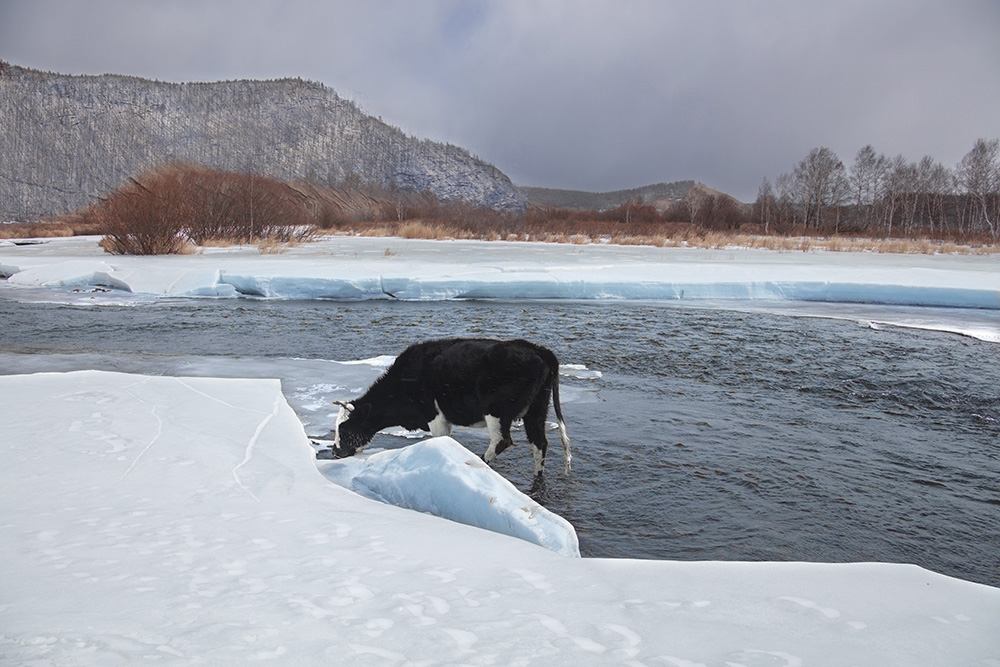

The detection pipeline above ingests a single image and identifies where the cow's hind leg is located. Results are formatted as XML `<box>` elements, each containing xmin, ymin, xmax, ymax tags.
<box><xmin>523</xmin><ymin>395</ymin><xmax>551</xmax><ymax>477</ymax></box>
<box><xmin>483</xmin><ymin>415</ymin><xmax>514</xmax><ymax>464</ymax></box>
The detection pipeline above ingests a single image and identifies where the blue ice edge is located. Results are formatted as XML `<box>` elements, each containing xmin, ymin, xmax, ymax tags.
<box><xmin>5</xmin><ymin>262</ymin><xmax>997</xmax><ymax>309</ymax></box>
<box><xmin>454</xmin><ymin>281</ymin><xmax>999</xmax><ymax>309</ymax></box>
<box><xmin>217</xmin><ymin>273</ymin><xmax>1000</xmax><ymax>309</ymax></box>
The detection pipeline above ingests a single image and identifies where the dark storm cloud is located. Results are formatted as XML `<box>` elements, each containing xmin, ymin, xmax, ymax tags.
<box><xmin>2</xmin><ymin>0</ymin><xmax>998</xmax><ymax>201</ymax></box>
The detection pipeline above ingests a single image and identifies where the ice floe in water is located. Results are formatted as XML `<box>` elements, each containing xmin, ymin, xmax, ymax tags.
<box><xmin>319</xmin><ymin>437</ymin><xmax>580</xmax><ymax>557</ymax></box>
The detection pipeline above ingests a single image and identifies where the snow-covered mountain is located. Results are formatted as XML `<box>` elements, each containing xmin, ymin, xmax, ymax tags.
<box><xmin>0</xmin><ymin>62</ymin><xmax>526</xmax><ymax>220</ymax></box>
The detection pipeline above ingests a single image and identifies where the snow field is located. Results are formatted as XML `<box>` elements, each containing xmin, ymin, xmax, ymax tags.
<box><xmin>2</xmin><ymin>370</ymin><xmax>999</xmax><ymax>665</ymax></box>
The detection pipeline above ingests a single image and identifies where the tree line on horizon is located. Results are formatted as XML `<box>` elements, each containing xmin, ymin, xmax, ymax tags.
<box><xmin>753</xmin><ymin>138</ymin><xmax>1000</xmax><ymax>239</ymax></box>
<box><xmin>511</xmin><ymin>139</ymin><xmax>1000</xmax><ymax>244</ymax></box>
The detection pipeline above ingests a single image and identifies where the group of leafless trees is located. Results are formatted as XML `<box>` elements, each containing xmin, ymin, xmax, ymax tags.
<box><xmin>754</xmin><ymin>139</ymin><xmax>1000</xmax><ymax>239</ymax></box>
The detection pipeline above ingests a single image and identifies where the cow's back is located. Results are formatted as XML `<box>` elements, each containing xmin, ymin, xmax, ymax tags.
<box><xmin>423</xmin><ymin>338</ymin><xmax>553</xmax><ymax>426</ymax></box>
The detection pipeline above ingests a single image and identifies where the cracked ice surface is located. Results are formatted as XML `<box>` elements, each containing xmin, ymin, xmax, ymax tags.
<box><xmin>2</xmin><ymin>370</ymin><xmax>999</xmax><ymax>665</ymax></box>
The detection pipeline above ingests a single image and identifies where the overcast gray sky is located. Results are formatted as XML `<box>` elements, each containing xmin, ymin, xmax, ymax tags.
<box><xmin>2</xmin><ymin>0</ymin><xmax>998</xmax><ymax>201</ymax></box>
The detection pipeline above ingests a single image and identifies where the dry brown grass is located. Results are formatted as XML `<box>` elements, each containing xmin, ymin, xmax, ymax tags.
<box><xmin>804</xmin><ymin>236</ymin><xmax>998</xmax><ymax>255</ymax></box>
<box><xmin>609</xmin><ymin>234</ymin><xmax>669</xmax><ymax>248</ymax></box>
<box><xmin>509</xmin><ymin>229</ymin><xmax>997</xmax><ymax>254</ymax></box>
<box><xmin>358</xmin><ymin>226</ymin><xmax>394</xmax><ymax>238</ymax></box>
<box><xmin>397</xmin><ymin>221</ymin><xmax>453</xmax><ymax>240</ymax></box>
<box><xmin>255</xmin><ymin>238</ymin><xmax>290</xmax><ymax>254</ymax></box>
<box><xmin>0</xmin><ymin>217</ymin><xmax>102</xmax><ymax>239</ymax></box>
<box><xmin>197</xmin><ymin>238</ymin><xmax>242</xmax><ymax>249</ymax></box>
<box><xmin>336</xmin><ymin>218</ymin><xmax>998</xmax><ymax>255</ymax></box>
<box><xmin>0</xmin><ymin>222</ymin><xmax>71</xmax><ymax>239</ymax></box>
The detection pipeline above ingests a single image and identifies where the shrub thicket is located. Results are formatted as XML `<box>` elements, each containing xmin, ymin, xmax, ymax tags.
<box><xmin>71</xmin><ymin>163</ymin><xmax>998</xmax><ymax>255</ymax></box>
<box><xmin>86</xmin><ymin>165</ymin><xmax>315</xmax><ymax>254</ymax></box>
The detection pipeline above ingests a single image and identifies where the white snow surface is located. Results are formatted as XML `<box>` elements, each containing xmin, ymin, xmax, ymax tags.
<box><xmin>2</xmin><ymin>370</ymin><xmax>999</xmax><ymax>665</ymax></box>
<box><xmin>3</xmin><ymin>235</ymin><xmax>1000</xmax><ymax>662</ymax></box>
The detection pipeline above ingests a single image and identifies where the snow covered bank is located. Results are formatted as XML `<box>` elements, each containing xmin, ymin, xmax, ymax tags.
<box><xmin>3</xmin><ymin>234</ymin><xmax>998</xmax><ymax>342</ymax></box>
<box><xmin>2</xmin><ymin>370</ymin><xmax>999</xmax><ymax>665</ymax></box>
<box><xmin>2</xmin><ymin>235</ymin><xmax>998</xmax><ymax>308</ymax></box>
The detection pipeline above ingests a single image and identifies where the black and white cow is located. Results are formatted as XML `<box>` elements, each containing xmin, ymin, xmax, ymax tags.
<box><xmin>332</xmin><ymin>337</ymin><xmax>571</xmax><ymax>476</ymax></box>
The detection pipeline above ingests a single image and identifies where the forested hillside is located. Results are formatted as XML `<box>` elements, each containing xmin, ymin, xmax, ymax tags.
<box><xmin>0</xmin><ymin>63</ymin><xmax>525</xmax><ymax>221</ymax></box>
<box><xmin>518</xmin><ymin>181</ymin><xmax>696</xmax><ymax>211</ymax></box>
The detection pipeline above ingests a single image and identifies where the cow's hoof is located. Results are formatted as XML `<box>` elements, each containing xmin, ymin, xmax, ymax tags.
<box><xmin>529</xmin><ymin>473</ymin><xmax>546</xmax><ymax>497</ymax></box>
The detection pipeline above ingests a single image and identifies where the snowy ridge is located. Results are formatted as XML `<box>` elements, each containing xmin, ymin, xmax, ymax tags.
<box><xmin>2</xmin><ymin>370</ymin><xmax>999</xmax><ymax>665</ymax></box>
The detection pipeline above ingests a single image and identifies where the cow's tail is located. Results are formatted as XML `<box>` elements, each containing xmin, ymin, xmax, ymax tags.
<box><xmin>544</xmin><ymin>349</ymin><xmax>572</xmax><ymax>475</ymax></box>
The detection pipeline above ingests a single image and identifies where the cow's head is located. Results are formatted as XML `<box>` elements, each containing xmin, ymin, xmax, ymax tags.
<box><xmin>332</xmin><ymin>400</ymin><xmax>373</xmax><ymax>457</ymax></box>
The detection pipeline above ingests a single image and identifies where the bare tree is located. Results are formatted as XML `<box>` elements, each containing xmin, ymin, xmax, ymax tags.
<box><xmin>849</xmin><ymin>145</ymin><xmax>887</xmax><ymax>230</ymax></box>
<box><xmin>686</xmin><ymin>187</ymin><xmax>710</xmax><ymax>226</ymax></box>
<box><xmin>774</xmin><ymin>172</ymin><xmax>798</xmax><ymax>227</ymax></box>
<box><xmin>753</xmin><ymin>176</ymin><xmax>776</xmax><ymax>234</ymax></box>
<box><xmin>915</xmin><ymin>156</ymin><xmax>951</xmax><ymax>235</ymax></box>
<box><xmin>897</xmin><ymin>160</ymin><xmax>922</xmax><ymax>235</ymax></box>
<box><xmin>955</xmin><ymin>138</ymin><xmax>1000</xmax><ymax>237</ymax></box>
<box><xmin>792</xmin><ymin>147</ymin><xmax>849</xmax><ymax>230</ymax></box>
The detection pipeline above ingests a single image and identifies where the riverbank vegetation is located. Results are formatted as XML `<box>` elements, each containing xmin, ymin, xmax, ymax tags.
<box><xmin>4</xmin><ymin>136</ymin><xmax>998</xmax><ymax>255</ymax></box>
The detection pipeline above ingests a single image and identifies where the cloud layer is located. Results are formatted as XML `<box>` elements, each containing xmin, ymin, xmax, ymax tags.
<box><xmin>2</xmin><ymin>0</ymin><xmax>998</xmax><ymax>201</ymax></box>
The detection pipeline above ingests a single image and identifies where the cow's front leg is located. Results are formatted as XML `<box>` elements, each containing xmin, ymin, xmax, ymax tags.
<box><xmin>482</xmin><ymin>415</ymin><xmax>514</xmax><ymax>464</ymax></box>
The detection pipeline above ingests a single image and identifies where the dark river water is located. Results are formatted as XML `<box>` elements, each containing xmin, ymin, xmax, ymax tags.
<box><xmin>2</xmin><ymin>297</ymin><xmax>999</xmax><ymax>587</ymax></box>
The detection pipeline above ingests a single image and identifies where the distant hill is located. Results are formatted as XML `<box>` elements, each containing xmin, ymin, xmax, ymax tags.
<box><xmin>0</xmin><ymin>62</ymin><xmax>525</xmax><ymax>221</ymax></box>
<box><xmin>681</xmin><ymin>182</ymin><xmax>746</xmax><ymax>205</ymax></box>
<box><xmin>517</xmin><ymin>180</ymin><xmax>696</xmax><ymax>211</ymax></box>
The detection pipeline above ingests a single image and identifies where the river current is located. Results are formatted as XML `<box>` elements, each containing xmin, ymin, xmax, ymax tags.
<box><xmin>2</xmin><ymin>297</ymin><xmax>998</xmax><ymax>587</ymax></box>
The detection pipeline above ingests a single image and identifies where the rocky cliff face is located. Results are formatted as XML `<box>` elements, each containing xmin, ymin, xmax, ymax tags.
<box><xmin>0</xmin><ymin>63</ymin><xmax>525</xmax><ymax>220</ymax></box>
